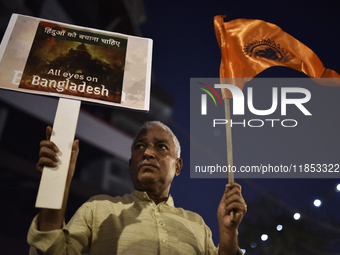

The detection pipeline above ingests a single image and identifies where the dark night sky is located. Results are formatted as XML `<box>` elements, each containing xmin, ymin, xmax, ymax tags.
<box><xmin>140</xmin><ymin>0</ymin><xmax>340</xmax><ymax>249</ymax></box>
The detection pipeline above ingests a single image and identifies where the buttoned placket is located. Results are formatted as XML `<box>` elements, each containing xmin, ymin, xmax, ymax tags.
<box><xmin>151</xmin><ymin>203</ymin><xmax>169</xmax><ymax>254</ymax></box>
<box><xmin>137</xmin><ymin>191</ymin><xmax>179</xmax><ymax>254</ymax></box>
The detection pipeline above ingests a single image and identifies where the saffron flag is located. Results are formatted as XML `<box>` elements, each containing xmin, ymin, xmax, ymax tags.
<box><xmin>214</xmin><ymin>15</ymin><xmax>340</xmax><ymax>98</ymax></box>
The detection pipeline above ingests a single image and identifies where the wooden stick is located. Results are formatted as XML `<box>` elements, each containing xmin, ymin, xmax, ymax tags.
<box><xmin>224</xmin><ymin>98</ymin><xmax>235</xmax><ymax>221</ymax></box>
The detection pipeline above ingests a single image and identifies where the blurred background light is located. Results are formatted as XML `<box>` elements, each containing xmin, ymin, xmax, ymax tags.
<box><xmin>293</xmin><ymin>213</ymin><xmax>301</xmax><ymax>220</ymax></box>
<box><xmin>261</xmin><ymin>234</ymin><xmax>268</xmax><ymax>241</ymax></box>
<box><xmin>276</xmin><ymin>224</ymin><xmax>283</xmax><ymax>231</ymax></box>
<box><xmin>313</xmin><ymin>199</ymin><xmax>322</xmax><ymax>207</ymax></box>
<box><xmin>336</xmin><ymin>184</ymin><xmax>340</xmax><ymax>192</ymax></box>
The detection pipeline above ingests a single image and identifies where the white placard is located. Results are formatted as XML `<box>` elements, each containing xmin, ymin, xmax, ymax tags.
<box><xmin>0</xmin><ymin>14</ymin><xmax>152</xmax><ymax>111</ymax></box>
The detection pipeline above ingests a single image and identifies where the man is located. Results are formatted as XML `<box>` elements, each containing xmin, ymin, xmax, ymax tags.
<box><xmin>28</xmin><ymin>121</ymin><xmax>247</xmax><ymax>254</ymax></box>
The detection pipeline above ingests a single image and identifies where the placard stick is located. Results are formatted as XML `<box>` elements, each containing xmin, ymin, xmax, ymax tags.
<box><xmin>224</xmin><ymin>98</ymin><xmax>235</xmax><ymax>222</ymax></box>
<box><xmin>35</xmin><ymin>98</ymin><xmax>81</xmax><ymax>209</ymax></box>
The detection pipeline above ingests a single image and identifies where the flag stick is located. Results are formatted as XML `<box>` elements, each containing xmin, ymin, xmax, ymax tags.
<box><xmin>224</xmin><ymin>98</ymin><xmax>235</xmax><ymax>221</ymax></box>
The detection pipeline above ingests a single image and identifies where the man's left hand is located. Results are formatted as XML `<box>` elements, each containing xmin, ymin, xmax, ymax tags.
<box><xmin>217</xmin><ymin>182</ymin><xmax>247</xmax><ymax>255</ymax></box>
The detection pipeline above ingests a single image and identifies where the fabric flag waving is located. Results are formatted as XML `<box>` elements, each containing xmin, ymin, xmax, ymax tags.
<box><xmin>214</xmin><ymin>15</ymin><xmax>340</xmax><ymax>98</ymax></box>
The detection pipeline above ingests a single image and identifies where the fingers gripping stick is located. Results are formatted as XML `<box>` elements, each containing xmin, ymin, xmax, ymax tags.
<box><xmin>35</xmin><ymin>98</ymin><xmax>81</xmax><ymax>209</ymax></box>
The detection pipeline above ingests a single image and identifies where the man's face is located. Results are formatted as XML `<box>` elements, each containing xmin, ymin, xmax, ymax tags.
<box><xmin>129</xmin><ymin>126</ymin><xmax>182</xmax><ymax>194</ymax></box>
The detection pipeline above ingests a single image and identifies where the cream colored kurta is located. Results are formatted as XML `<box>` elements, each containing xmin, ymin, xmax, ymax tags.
<box><xmin>28</xmin><ymin>190</ymin><xmax>220</xmax><ymax>255</ymax></box>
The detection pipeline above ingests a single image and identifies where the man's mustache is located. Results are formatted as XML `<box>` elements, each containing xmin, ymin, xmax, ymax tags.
<box><xmin>138</xmin><ymin>160</ymin><xmax>159</xmax><ymax>169</ymax></box>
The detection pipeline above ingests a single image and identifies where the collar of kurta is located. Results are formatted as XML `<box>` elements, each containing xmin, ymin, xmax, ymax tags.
<box><xmin>132</xmin><ymin>190</ymin><xmax>174</xmax><ymax>207</ymax></box>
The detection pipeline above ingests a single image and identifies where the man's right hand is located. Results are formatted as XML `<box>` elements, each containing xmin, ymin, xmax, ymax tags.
<box><xmin>37</xmin><ymin>126</ymin><xmax>79</xmax><ymax>231</ymax></box>
<box><xmin>36</xmin><ymin>126</ymin><xmax>79</xmax><ymax>188</ymax></box>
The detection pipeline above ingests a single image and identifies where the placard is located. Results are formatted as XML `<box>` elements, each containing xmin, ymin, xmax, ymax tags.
<box><xmin>0</xmin><ymin>14</ymin><xmax>152</xmax><ymax>111</ymax></box>
<box><xmin>0</xmin><ymin>14</ymin><xmax>153</xmax><ymax>209</ymax></box>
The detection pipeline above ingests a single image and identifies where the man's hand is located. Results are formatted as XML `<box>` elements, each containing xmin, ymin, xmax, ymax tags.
<box><xmin>37</xmin><ymin>126</ymin><xmax>79</xmax><ymax>231</ymax></box>
<box><xmin>37</xmin><ymin>126</ymin><xmax>79</xmax><ymax>187</ymax></box>
<box><xmin>217</xmin><ymin>182</ymin><xmax>247</xmax><ymax>255</ymax></box>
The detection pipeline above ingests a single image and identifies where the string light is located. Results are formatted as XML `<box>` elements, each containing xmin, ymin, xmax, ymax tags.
<box><xmin>336</xmin><ymin>184</ymin><xmax>340</xmax><ymax>192</ymax></box>
<box><xmin>241</xmin><ymin>180</ymin><xmax>340</xmax><ymax>252</ymax></box>
<box><xmin>261</xmin><ymin>234</ymin><xmax>268</xmax><ymax>241</ymax></box>
<box><xmin>293</xmin><ymin>213</ymin><xmax>301</xmax><ymax>220</ymax></box>
<box><xmin>276</xmin><ymin>224</ymin><xmax>283</xmax><ymax>231</ymax></box>
<box><xmin>313</xmin><ymin>199</ymin><xmax>321</xmax><ymax>207</ymax></box>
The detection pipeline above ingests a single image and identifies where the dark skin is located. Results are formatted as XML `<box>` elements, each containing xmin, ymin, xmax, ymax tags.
<box><xmin>130</xmin><ymin>126</ymin><xmax>247</xmax><ymax>254</ymax></box>
<box><xmin>217</xmin><ymin>182</ymin><xmax>247</xmax><ymax>255</ymax></box>
<box><xmin>129</xmin><ymin>126</ymin><xmax>183</xmax><ymax>204</ymax></box>
<box><xmin>36</xmin><ymin>125</ymin><xmax>247</xmax><ymax>255</ymax></box>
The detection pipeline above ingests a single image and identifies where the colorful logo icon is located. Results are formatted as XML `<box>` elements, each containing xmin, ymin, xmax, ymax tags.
<box><xmin>197</xmin><ymin>82</ymin><xmax>223</xmax><ymax>106</ymax></box>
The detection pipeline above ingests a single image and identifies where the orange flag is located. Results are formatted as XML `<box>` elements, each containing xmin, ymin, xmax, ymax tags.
<box><xmin>214</xmin><ymin>15</ymin><xmax>340</xmax><ymax>98</ymax></box>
